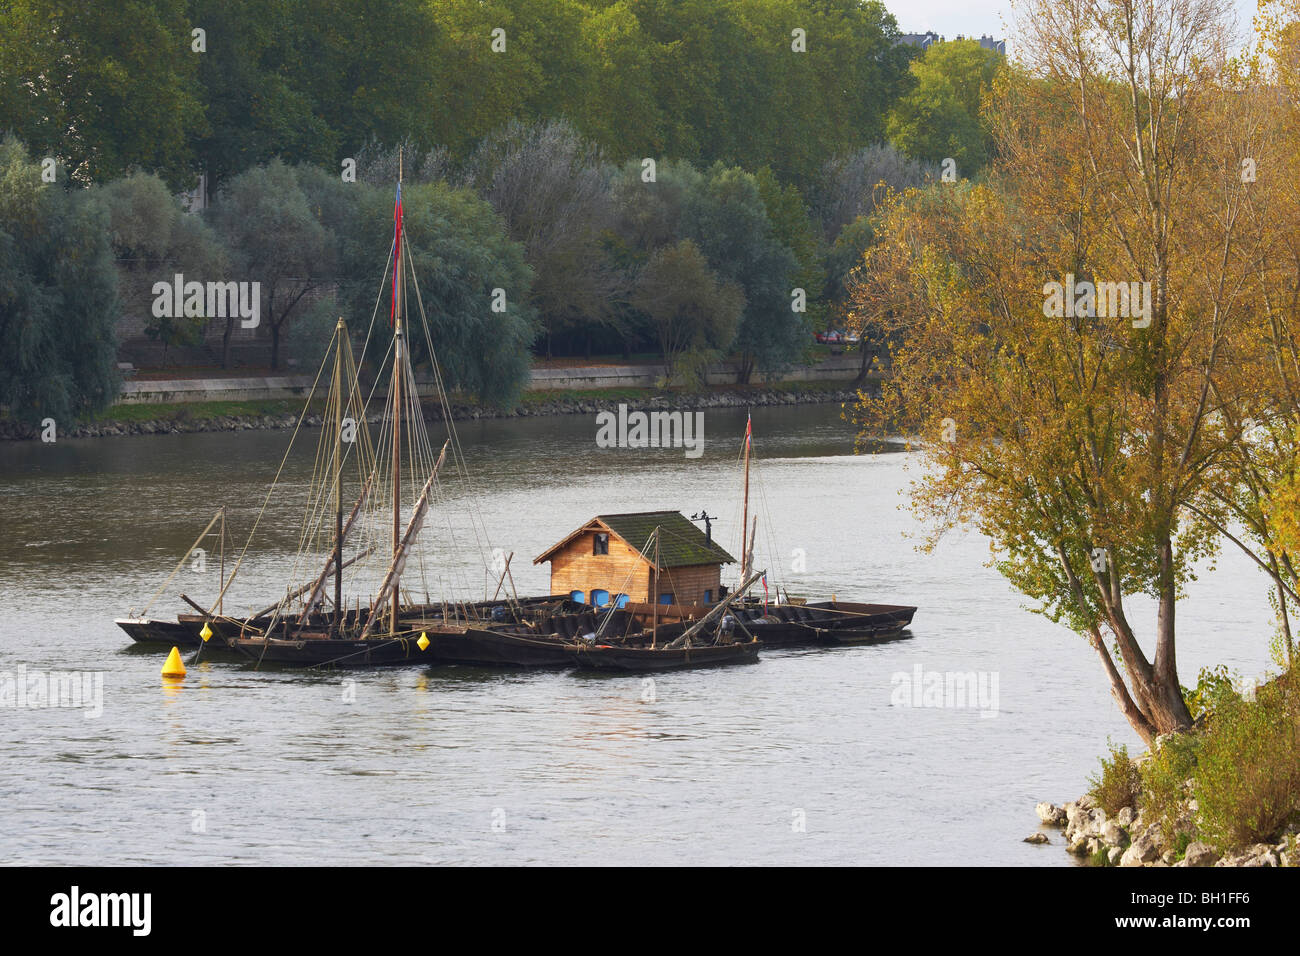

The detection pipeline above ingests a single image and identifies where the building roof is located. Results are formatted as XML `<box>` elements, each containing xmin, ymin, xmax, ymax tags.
<box><xmin>533</xmin><ymin>511</ymin><xmax>736</xmax><ymax>569</ymax></box>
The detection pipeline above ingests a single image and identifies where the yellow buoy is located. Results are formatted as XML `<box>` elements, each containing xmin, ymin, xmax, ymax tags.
<box><xmin>416</xmin><ymin>631</ymin><xmax>430</xmax><ymax>652</ymax></box>
<box><xmin>199</xmin><ymin>622</ymin><xmax>213</xmax><ymax>642</ymax></box>
<box><xmin>161</xmin><ymin>646</ymin><xmax>187</xmax><ymax>678</ymax></box>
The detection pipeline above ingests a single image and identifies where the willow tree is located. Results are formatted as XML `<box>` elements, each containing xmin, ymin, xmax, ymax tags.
<box><xmin>851</xmin><ymin>0</ymin><xmax>1256</xmax><ymax>743</ymax></box>
<box><xmin>1186</xmin><ymin>0</ymin><xmax>1300</xmax><ymax>671</ymax></box>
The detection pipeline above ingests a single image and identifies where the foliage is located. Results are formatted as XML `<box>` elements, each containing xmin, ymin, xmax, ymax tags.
<box><xmin>99</xmin><ymin>172</ymin><xmax>228</xmax><ymax>356</ymax></box>
<box><xmin>0</xmin><ymin>138</ymin><xmax>120</xmax><ymax>422</ymax></box>
<box><xmin>631</xmin><ymin>239</ymin><xmax>744</xmax><ymax>386</ymax></box>
<box><xmin>1139</xmin><ymin>732</ymin><xmax>1201</xmax><ymax>841</ymax></box>
<box><xmin>1088</xmin><ymin>742</ymin><xmax>1142</xmax><ymax>816</ymax></box>
<box><xmin>887</xmin><ymin>38</ymin><xmax>1003</xmax><ymax>174</ymax></box>
<box><xmin>1193</xmin><ymin>675</ymin><xmax>1300</xmax><ymax>852</ymax></box>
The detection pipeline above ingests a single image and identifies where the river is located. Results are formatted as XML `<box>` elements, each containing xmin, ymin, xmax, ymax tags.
<box><xmin>0</xmin><ymin>402</ymin><xmax>1278</xmax><ymax>865</ymax></box>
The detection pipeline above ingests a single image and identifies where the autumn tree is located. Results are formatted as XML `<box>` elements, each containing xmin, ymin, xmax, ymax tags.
<box><xmin>852</xmin><ymin>0</ymin><xmax>1255</xmax><ymax>744</ymax></box>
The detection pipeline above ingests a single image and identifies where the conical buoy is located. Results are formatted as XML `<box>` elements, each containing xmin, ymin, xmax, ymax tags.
<box><xmin>161</xmin><ymin>646</ymin><xmax>187</xmax><ymax>678</ymax></box>
<box><xmin>416</xmin><ymin>631</ymin><xmax>430</xmax><ymax>652</ymax></box>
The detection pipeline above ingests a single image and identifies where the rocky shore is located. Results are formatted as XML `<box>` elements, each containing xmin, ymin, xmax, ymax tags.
<box><xmin>0</xmin><ymin>384</ymin><xmax>862</xmax><ymax>441</ymax></box>
<box><xmin>1029</xmin><ymin>794</ymin><xmax>1297</xmax><ymax>867</ymax></box>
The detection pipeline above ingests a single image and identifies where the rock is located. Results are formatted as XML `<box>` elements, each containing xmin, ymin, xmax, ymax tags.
<box><xmin>1108</xmin><ymin>846</ymin><xmax>1123</xmax><ymax>865</ymax></box>
<box><xmin>1101</xmin><ymin>821</ymin><xmax>1128</xmax><ymax>847</ymax></box>
<box><xmin>1184</xmin><ymin>842</ymin><xmax>1219</xmax><ymax>867</ymax></box>
<box><xmin>1036</xmin><ymin>802</ymin><xmax>1067</xmax><ymax>826</ymax></box>
<box><xmin>1087</xmin><ymin>838</ymin><xmax>1103</xmax><ymax>857</ymax></box>
<box><xmin>1024</xmin><ymin>833</ymin><xmax>1050</xmax><ymax>844</ymax></box>
<box><xmin>1160</xmin><ymin>849</ymin><xmax>1176</xmax><ymax>864</ymax></box>
<box><xmin>1120</xmin><ymin>836</ymin><xmax>1159</xmax><ymax>866</ymax></box>
<box><xmin>1116</xmin><ymin>806</ymin><xmax>1135</xmax><ymax>827</ymax></box>
<box><xmin>1078</xmin><ymin>793</ymin><xmax>1098</xmax><ymax>810</ymax></box>
<box><xmin>1067</xmin><ymin>837</ymin><xmax>1090</xmax><ymax>856</ymax></box>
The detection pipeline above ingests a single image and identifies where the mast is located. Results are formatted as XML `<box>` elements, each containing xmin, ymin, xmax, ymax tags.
<box><xmin>740</xmin><ymin>412</ymin><xmax>751</xmax><ymax>580</ymax></box>
<box><xmin>651</xmin><ymin>528</ymin><xmax>660</xmax><ymax>649</ymax></box>
<box><xmin>390</xmin><ymin>151</ymin><xmax>404</xmax><ymax>636</ymax></box>
<box><xmin>333</xmin><ymin>318</ymin><xmax>345</xmax><ymax>628</ymax></box>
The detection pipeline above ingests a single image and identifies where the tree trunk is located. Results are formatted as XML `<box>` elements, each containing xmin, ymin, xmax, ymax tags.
<box><xmin>221</xmin><ymin>315</ymin><xmax>234</xmax><ymax>369</ymax></box>
<box><xmin>270</xmin><ymin>322</ymin><xmax>281</xmax><ymax>371</ymax></box>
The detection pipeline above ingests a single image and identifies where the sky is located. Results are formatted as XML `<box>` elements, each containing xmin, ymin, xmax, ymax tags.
<box><xmin>892</xmin><ymin>0</ymin><xmax>1265</xmax><ymax>54</ymax></box>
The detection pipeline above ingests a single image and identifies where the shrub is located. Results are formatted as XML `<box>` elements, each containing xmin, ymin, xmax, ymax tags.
<box><xmin>1089</xmin><ymin>741</ymin><xmax>1142</xmax><ymax>816</ymax></box>
<box><xmin>1193</xmin><ymin>676</ymin><xmax>1300</xmax><ymax>853</ymax></box>
<box><xmin>1140</xmin><ymin>732</ymin><xmax>1200</xmax><ymax>841</ymax></box>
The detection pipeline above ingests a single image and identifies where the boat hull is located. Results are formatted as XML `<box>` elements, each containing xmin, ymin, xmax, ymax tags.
<box><xmin>570</xmin><ymin>640</ymin><xmax>761</xmax><ymax>671</ymax></box>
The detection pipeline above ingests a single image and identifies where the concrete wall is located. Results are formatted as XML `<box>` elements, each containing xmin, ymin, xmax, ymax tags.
<box><xmin>116</xmin><ymin>354</ymin><xmax>867</xmax><ymax>405</ymax></box>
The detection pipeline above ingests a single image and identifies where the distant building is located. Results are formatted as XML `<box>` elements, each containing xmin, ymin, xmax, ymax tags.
<box><xmin>899</xmin><ymin>31</ymin><xmax>942</xmax><ymax>50</ymax></box>
<box><xmin>534</xmin><ymin>511</ymin><xmax>735</xmax><ymax>608</ymax></box>
<box><xmin>898</xmin><ymin>31</ymin><xmax>1006</xmax><ymax>56</ymax></box>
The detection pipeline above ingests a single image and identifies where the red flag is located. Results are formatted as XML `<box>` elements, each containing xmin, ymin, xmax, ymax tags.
<box><xmin>390</xmin><ymin>182</ymin><xmax>403</xmax><ymax>326</ymax></box>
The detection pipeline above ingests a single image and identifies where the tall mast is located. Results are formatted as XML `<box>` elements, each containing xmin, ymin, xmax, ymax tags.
<box><xmin>333</xmin><ymin>317</ymin><xmax>345</xmax><ymax>628</ymax></box>
<box><xmin>390</xmin><ymin>151</ymin><xmax>404</xmax><ymax>636</ymax></box>
<box><xmin>740</xmin><ymin>413</ymin><xmax>751</xmax><ymax>580</ymax></box>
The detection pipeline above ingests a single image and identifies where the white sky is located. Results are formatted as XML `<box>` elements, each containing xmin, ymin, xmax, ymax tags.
<box><xmin>893</xmin><ymin>0</ymin><xmax>1264</xmax><ymax>52</ymax></box>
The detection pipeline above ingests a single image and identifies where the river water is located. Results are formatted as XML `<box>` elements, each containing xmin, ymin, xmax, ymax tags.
<box><xmin>0</xmin><ymin>403</ymin><xmax>1278</xmax><ymax>865</ymax></box>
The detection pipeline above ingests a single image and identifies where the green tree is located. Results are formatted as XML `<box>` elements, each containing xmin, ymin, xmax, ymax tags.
<box><xmin>209</xmin><ymin>160</ymin><xmax>334</xmax><ymax>370</ymax></box>
<box><xmin>99</xmin><ymin>172</ymin><xmax>229</xmax><ymax>363</ymax></box>
<box><xmin>887</xmin><ymin>38</ymin><xmax>1004</xmax><ymax>174</ymax></box>
<box><xmin>632</xmin><ymin>239</ymin><xmax>744</xmax><ymax>386</ymax></box>
<box><xmin>0</xmin><ymin>138</ymin><xmax>119</xmax><ymax>423</ymax></box>
<box><xmin>0</xmin><ymin>0</ymin><xmax>204</xmax><ymax>186</ymax></box>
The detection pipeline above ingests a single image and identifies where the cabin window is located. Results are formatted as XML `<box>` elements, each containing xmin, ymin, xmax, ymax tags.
<box><xmin>614</xmin><ymin>593</ymin><xmax>629</xmax><ymax>609</ymax></box>
<box><xmin>591</xmin><ymin>589</ymin><xmax>610</xmax><ymax>608</ymax></box>
<box><xmin>658</xmin><ymin>593</ymin><xmax>675</xmax><ymax>605</ymax></box>
<box><xmin>593</xmin><ymin>533</ymin><xmax>609</xmax><ymax>556</ymax></box>
<box><xmin>704</xmin><ymin>589</ymin><xmax>713</xmax><ymax>604</ymax></box>
<box><xmin>570</xmin><ymin>590</ymin><xmax>585</xmax><ymax>604</ymax></box>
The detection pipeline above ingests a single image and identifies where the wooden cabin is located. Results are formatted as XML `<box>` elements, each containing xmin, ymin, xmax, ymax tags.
<box><xmin>533</xmin><ymin>511</ymin><xmax>735</xmax><ymax>608</ymax></box>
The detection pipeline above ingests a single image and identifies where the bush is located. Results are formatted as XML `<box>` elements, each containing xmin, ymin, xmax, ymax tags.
<box><xmin>1193</xmin><ymin>675</ymin><xmax>1300</xmax><ymax>852</ymax></box>
<box><xmin>1089</xmin><ymin>741</ymin><xmax>1142</xmax><ymax>816</ymax></box>
<box><xmin>1140</xmin><ymin>732</ymin><xmax>1201</xmax><ymax>841</ymax></box>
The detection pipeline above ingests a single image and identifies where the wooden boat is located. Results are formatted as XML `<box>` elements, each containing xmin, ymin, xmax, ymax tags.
<box><xmin>725</xmin><ymin>600</ymin><xmax>917</xmax><ymax>647</ymax></box>
<box><xmin>571</xmin><ymin>640</ymin><xmax>759</xmax><ymax>671</ymax></box>
<box><xmin>121</xmin><ymin>159</ymin><xmax>568</xmax><ymax>669</ymax></box>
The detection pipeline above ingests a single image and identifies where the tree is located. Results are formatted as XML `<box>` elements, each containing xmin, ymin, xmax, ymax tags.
<box><xmin>99</xmin><ymin>172</ymin><xmax>229</xmax><ymax>363</ymax></box>
<box><xmin>0</xmin><ymin>0</ymin><xmax>205</xmax><ymax>187</ymax></box>
<box><xmin>887</xmin><ymin>38</ymin><xmax>1003</xmax><ymax>174</ymax></box>
<box><xmin>853</xmin><ymin>0</ymin><xmax>1254</xmax><ymax>744</ymax></box>
<box><xmin>463</xmin><ymin>119</ymin><xmax>624</xmax><ymax>357</ymax></box>
<box><xmin>209</xmin><ymin>160</ymin><xmax>334</xmax><ymax>369</ymax></box>
<box><xmin>632</xmin><ymin>239</ymin><xmax>744</xmax><ymax>386</ymax></box>
<box><xmin>0</xmin><ymin>138</ymin><xmax>119</xmax><ymax>422</ymax></box>
<box><xmin>680</xmin><ymin>164</ymin><xmax>800</xmax><ymax>382</ymax></box>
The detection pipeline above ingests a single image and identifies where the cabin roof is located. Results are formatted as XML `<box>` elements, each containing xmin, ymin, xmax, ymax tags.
<box><xmin>533</xmin><ymin>511</ymin><xmax>735</xmax><ymax>569</ymax></box>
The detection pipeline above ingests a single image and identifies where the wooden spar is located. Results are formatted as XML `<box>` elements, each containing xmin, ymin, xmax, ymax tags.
<box><xmin>132</xmin><ymin>509</ymin><xmax>224</xmax><ymax>618</ymax></box>
<box><xmin>333</xmin><ymin>318</ymin><xmax>345</xmax><ymax>624</ymax></box>
<box><xmin>218</xmin><ymin>507</ymin><xmax>225</xmax><ymax>616</ymax></box>
<box><xmin>390</xmin><ymin>162</ymin><xmax>404</xmax><ymax>638</ymax></box>
<box><xmin>745</xmin><ymin>514</ymin><xmax>757</xmax><ymax>582</ymax></box>
<box><xmin>297</xmin><ymin>478</ymin><xmax>374</xmax><ymax>634</ymax></box>
<box><xmin>490</xmin><ymin>551</ymin><xmax>515</xmax><ymax>602</ymax></box>
<box><xmin>360</xmin><ymin>440</ymin><xmax>449</xmax><ymax>641</ymax></box>
<box><xmin>249</xmin><ymin>548</ymin><xmax>375</xmax><ymax>619</ymax></box>
<box><xmin>651</xmin><ymin>529</ymin><xmax>660</xmax><ymax>649</ymax></box>
<box><xmin>740</xmin><ymin>413</ymin><xmax>751</xmax><ymax>580</ymax></box>
<box><xmin>296</xmin><ymin>474</ymin><xmax>374</xmax><ymax>628</ymax></box>
<box><xmin>666</xmin><ymin>568</ymin><xmax>765</xmax><ymax>649</ymax></box>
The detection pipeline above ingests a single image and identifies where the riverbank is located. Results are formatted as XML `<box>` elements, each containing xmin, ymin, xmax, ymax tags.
<box><xmin>0</xmin><ymin>381</ymin><xmax>864</xmax><ymax>441</ymax></box>
<box><xmin>1030</xmin><ymin>669</ymin><xmax>1299</xmax><ymax>867</ymax></box>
